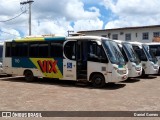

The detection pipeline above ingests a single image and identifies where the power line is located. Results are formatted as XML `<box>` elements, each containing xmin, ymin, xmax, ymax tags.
<box><xmin>0</xmin><ymin>10</ymin><xmax>27</xmax><ymax>22</ymax></box>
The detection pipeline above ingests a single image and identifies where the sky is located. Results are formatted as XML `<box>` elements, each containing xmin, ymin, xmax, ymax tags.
<box><xmin>0</xmin><ymin>0</ymin><xmax>160</xmax><ymax>41</ymax></box>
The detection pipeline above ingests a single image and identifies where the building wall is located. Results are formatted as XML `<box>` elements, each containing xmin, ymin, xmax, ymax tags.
<box><xmin>79</xmin><ymin>27</ymin><xmax>160</xmax><ymax>43</ymax></box>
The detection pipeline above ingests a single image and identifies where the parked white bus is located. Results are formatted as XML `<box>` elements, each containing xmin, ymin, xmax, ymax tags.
<box><xmin>0</xmin><ymin>42</ymin><xmax>4</xmax><ymax>74</ymax></box>
<box><xmin>146</xmin><ymin>42</ymin><xmax>160</xmax><ymax>73</ymax></box>
<box><xmin>3</xmin><ymin>35</ymin><xmax>128</xmax><ymax>87</ymax></box>
<box><xmin>130</xmin><ymin>42</ymin><xmax>159</xmax><ymax>76</ymax></box>
<box><xmin>0</xmin><ymin>42</ymin><xmax>3</xmax><ymax>62</ymax></box>
<box><xmin>114</xmin><ymin>40</ymin><xmax>142</xmax><ymax>78</ymax></box>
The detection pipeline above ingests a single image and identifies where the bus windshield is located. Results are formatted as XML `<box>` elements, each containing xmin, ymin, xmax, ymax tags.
<box><xmin>143</xmin><ymin>44</ymin><xmax>158</xmax><ymax>63</ymax></box>
<box><xmin>102</xmin><ymin>39</ymin><xmax>125</xmax><ymax>65</ymax></box>
<box><xmin>123</xmin><ymin>43</ymin><xmax>140</xmax><ymax>64</ymax></box>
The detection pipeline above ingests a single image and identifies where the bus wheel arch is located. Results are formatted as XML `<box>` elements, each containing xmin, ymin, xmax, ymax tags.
<box><xmin>89</xmin><ymin>72</ymin><xmax>105</xmax><ymax>88</ymax></box>
<box><xmin>24</xmin><ymin>70</ymin><xmax>34</xmax><ymax>82</ymax></box>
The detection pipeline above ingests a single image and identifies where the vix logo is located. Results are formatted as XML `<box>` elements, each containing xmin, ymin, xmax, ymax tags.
<box><xmin>37</xmin><ymin>60</ymin><xmax>58</xmax><ymax>73</ymax></box>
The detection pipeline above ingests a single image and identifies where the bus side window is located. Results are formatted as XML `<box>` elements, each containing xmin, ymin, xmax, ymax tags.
<box><xmin>156</xmin><ymin>47</ymin><xmax>160</xmax><ymax>56</ymax></box>
<box><xmin>6</xmin><ymin>42</ymin><xmax>11</xmax><ymax>57</ymax></box>
<box><xmin>133</xmin><ymin>46</ymin><xmax>147</xmax><ymax>61</ymax></box>
<box><xmin>150</xmin><ymin>48</ymin><xmax>156</xmax><ymax>56</ymax></box>
<box><xmin>88</xmin><ymin>42</ymin><xmax>108</xmax><ymax>63</ymax></box>
<box><xmin>39</xmin><ymin>42</ymin><xmax>49</xmax><ymax>58</ymax></box>
<box><xmin>29</xmin><ymin>43</ymin><xmax>39</xmax><ymax>57</ymax></box>
<box><xmin>64</xmin><ymin>41</ymin><xmax>76</xmax><ymax>60</ymax></box>
<box><xmin>100</xmin><ymin>46</ymin><xmax>108</xmax><ymax>63</ymax></box>
<box><xmin>122</xmin><ymin>48</ymin><xmax>128</xmax><ymax>62</ymax></box>
<box><xmin>50</xmin><ymin>42</ymin><xmax>63</xmax><ymax>58</ymax></box>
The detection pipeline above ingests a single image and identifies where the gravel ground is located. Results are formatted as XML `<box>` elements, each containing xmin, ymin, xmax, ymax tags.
<box><xmin>0</xmin><ymin>75</ymin><xmax>160</xmax><ymax>119</ymax></box>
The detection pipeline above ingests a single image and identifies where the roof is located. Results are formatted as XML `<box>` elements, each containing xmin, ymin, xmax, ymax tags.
<box><xmin>153</xmin><ymin>37</ymin><xmax>160</xmax><ymax>42</ymax></box>
<box><xmin>78</xmin><ymin>25</ymin><xmax>160</xmax><ymax>33</ymax></box>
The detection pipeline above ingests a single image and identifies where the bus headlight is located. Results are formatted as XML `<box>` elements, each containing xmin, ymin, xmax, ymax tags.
<box><xmin>153</xmin><ymin>65</ymin><xmax>159</xmax><ymax>70</ymax></box>
<box><xmin>135</xmin><ymin>66</ymin><xmax>141</xmax><ymax>71</ymax></box>
<box><xmin>113</xmin><ymin>66</ymin><xmax>118</xmax><ymax>70</ymax></box>
<box><xmin>117</xmin><ymin>69</ymin><xmax>127</xmax><ymax>75</ymax></box>
<box><xmin>132</xmin><ymin>64</ymin><xmax>141</xmax><ymax>71</ymax></box>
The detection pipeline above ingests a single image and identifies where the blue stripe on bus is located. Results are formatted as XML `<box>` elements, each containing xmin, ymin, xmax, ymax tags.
<box><xmin>45</xmin><ymin>37</ymin><xmax>65</xmax><ymax>41</ymax></box>
<box><xmin>12</xmin><ymin>57</ymin><xmax>36</xmax><ymax>68</ymax></box>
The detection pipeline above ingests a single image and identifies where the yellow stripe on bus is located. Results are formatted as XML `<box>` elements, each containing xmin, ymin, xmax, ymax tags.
<box><xmin>14</xmin><ymin>37</ymin><xmax>45</xmax><ymax>42</ymax></box>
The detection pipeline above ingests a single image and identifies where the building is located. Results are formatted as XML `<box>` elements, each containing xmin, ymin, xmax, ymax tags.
<box><xmin>78</xmin><ymin>25</ymin><xmax>160</xmax><ymax>43</ymax></box>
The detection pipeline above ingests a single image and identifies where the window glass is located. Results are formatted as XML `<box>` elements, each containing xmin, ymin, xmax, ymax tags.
<box><xmin>29</xmin><ymin>43</ymin><xmax>39</xmax><ymax>57</ymax></box>
<box><xmin>64</xmin><ymin>41</ymin><xmax>76</xmax><ymax>60</ymax></box>
<box><xmin>142</xmin><ymin>32</ymin><xmax>149</xmax><ymax>40</ymax></box>
<box><xmin>125</xmin><ymin>33</ymin><xmax>131</xmax><ymax>41</ymax></box>
<box><xmin>5</xmin><ymin>42</ymin><xmax>11</xmax><ymax>57</ymax></box>
<box><xmin>153</xmin><ymin>32</ymin><xmax>160</xmax><ymax>37</ymax></box>
<box><xmin>112</xmin><ymin>34</ymin><xmax>118</xmax><ymax>40</ymax></box>
<box><xmin>17</xmin><ymin>43</ymin><xmax>28</xmax><ymax>57</ymax></box>
<box><xmin>50</xmin><ymin>42</ymin><xmax>63</xmax><ymax>57</ymax></box>
<box><xmin>39</xmin><ymin>42</ymin><xmax>49</xmax><ymax>57</ymax></box>
<box><xmin>12</xmin><ymin>43</ymin><xmax>19</xmax><ymax>57</ymax></box>
<box><xmin>88</xmin><ymin>41</ymin><xmax>108</xmax><ymax>63</ymax></box>
<box><xmin>133</xmin><ymin>46</ymin><xmax>147</xmax><ymax>61</ymax></box>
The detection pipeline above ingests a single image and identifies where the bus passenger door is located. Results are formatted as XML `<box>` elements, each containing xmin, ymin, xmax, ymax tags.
<box><xmin>63</xmin><ymin>41</ymin><xmax>77</xmax><ymax>80</ymax></box>
<box><xmin>76</xmin><ymin>41</ymin><xmax>88</xmax><ymax>80</ymax></box>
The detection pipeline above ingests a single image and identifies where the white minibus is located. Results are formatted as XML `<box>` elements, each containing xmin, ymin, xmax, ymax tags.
<box><xmin>114</xmin><ymin>40</ymin><xmax>142</xmax><ymax>78</ymax></box>
<box><xmin>3</xmin><ymin>35</ymin><xmax>128</xmax><ymax>87</ymax></box>
<box><xmin>130</xmin><ymin>42</ymin><xmax>159</xmax><ymax>76</ymax></box>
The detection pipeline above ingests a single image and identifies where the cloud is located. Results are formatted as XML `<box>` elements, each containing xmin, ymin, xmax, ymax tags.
<box><xmin>74</xmin><ymin>18</ymin><xmax>103</xmax><ymax>32</ymax></box>
<box><xmin>0</xmin><ymin>0</ymin><xmax>21</xmax><ymax>16</ymax></box>
<box><xmin>0</xmin><ymin>28</ymin><xmax>20</xmax><ymax>41</ymax></box>
<box><xmin>0</xmin><ymin>0</ymin><xmax>102</xmax><ymax>40</ymax></box>
<box><xmin>33</xmin><ymin>0</ymin><xmax>100</xmax><ymax>21</ymax></box>
<box><xmin>103</xmin><ymin>0</ymin><xmax>160</xmax><ymax>28</ymax></box>
<box><xmin>31</xmin><ymin>19</ymin><xmax>73</xmax><ymax>36</ymax></box>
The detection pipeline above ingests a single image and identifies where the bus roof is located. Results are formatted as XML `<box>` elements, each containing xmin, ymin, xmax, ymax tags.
<box><xmin>66</xmin><ymin>36</ymin><xmax>108</xmax><ymax>41</ymax></box>
<box><xmin>13</xmin><ymin>35</ymin><xmax>66</xmax><ymax>42</ymax></box>
<box><xmin>6</xmin><ymin>35</ymin><xmax>112</xmax><ymax>43</ymax></box>
<box><xmin>114</xmin><ymin>40</ymin><xmax>133</xmax><ymax>45</ymax></box>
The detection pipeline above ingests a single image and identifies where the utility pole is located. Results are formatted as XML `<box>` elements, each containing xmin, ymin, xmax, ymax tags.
<box><xmin>20</xmin><ymin>0</ymin><xmax>34</xmax><ymax>36</ymax></box>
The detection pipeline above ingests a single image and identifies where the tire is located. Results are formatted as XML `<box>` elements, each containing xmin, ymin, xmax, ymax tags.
<box><xmin>24</xmin><ymin>70</ymin><xmax>34</xmax><ymax>82</ymax></box>
<box><xmin>91</xmin><ymin>74</ymin><xmax>105</xmax><ymax>88</ymax></box>
<box><xmin>141</xmin><ymin>69</ymin><xmax>148</xmax><ymax>78</ymax></box>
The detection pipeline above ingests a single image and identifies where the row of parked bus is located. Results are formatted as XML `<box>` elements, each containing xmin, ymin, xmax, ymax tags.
<box><xmin>0</xmin><ymin>35</ymin><xmax>160</xmax><ymax>88</ymax></box>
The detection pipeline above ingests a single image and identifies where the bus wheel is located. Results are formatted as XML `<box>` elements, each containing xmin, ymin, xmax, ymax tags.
<box><xmin>141</xmin><ymin>69</ymin><xmax>148</xmax><ymax>78</ymax></box>
<box><xmin>24</xmin><ymin>70</ymin><xmax>34</xmax><ymax>82</ymax></box>
<box><xmin>91</xmin><ymin>74</ymin><xmax>105</xmax><ymax>88</ymax></box>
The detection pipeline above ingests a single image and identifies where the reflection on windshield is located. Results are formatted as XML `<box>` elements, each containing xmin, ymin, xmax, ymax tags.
<box><xmin>102</xmin><ymin>39</ymin><xmax>125</xmax><ymax>65</ymax></box>
<box><xmin>143</xmin><ymin>45</ymin><xmax>158</xmax><ymax>63</ymax></box>
<box><xmin>123</xmin><ymin>43</ymin><xmax>140</xmax><ymax>64</ymax></box>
